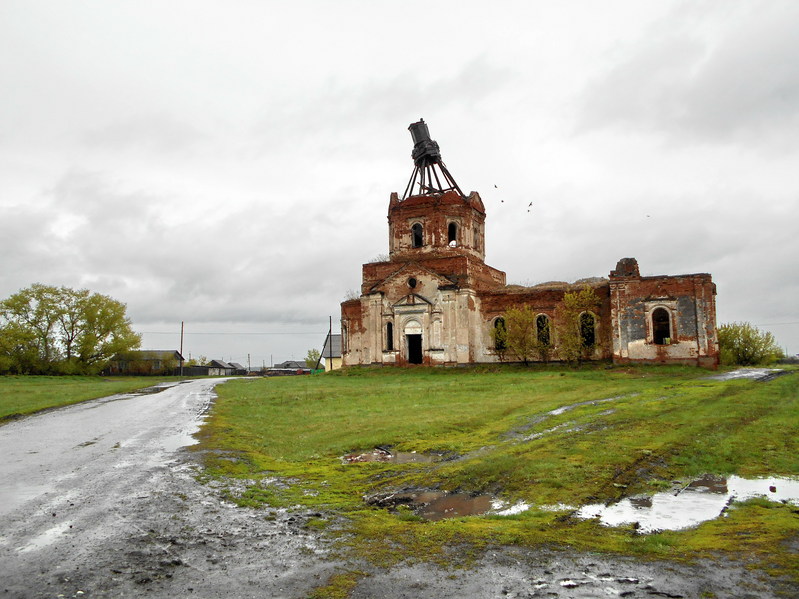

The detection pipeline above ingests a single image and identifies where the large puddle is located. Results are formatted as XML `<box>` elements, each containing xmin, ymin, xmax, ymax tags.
<box><xmin>367</xmin><ymin>475</ymin><xmax>799</xmax><ymax>527</ymax></box>
<box><xmin>576</xmin><ymin>475</ymin><xmax>799</xmax><ymax>532</ymax></box>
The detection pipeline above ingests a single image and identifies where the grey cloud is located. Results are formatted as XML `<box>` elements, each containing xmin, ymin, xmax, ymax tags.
<box><xmin>83</xmin><ymin>114</ymin><xmax>207</xmax><ymax>153</ymax></box>
<box><xmin>2</xmin><ymin>169</ymin><xmax>363</xmax><ymax>330</ymax></box>
<box><xmin>249</xmin><ymin>56</ymin><xmax>517</xmax><ymax>157</ymax></box>
<box><xmin>577</xmin><ymin>4</ymin><xmax>799</xmax><ymax>149</ymax></box>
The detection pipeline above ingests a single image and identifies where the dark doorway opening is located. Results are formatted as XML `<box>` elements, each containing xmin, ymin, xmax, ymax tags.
<box><xmin>652</xmin><ymin>308</ymin><xmax>671</xmax><ymax>344</ymax></box>
<box><xmin>407</xmin><ymin>334</ymin><xmax>423</xmax><ymax>364</ymax></box>
<box><xmin>580</xmin><ymin>313</ymin><xmax>596</xmax><ymax>348</ymax></box>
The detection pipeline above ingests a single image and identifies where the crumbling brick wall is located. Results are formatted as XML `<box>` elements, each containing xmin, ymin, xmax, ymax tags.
<box><xmin>608</xmin><ymin>258</ymin><xmax>719</xmax><ymax>367</ymax></box>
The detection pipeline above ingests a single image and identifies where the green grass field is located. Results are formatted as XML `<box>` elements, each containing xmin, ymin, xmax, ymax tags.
<box><xmin>199</xmin><ymin>365</ymin><xmax>799</xmax><ymax>591</ymax></box>
<box><xmin>0</xmin><ymin>375</ymin><xmax>183</xmax><ymax>421</ymax></box>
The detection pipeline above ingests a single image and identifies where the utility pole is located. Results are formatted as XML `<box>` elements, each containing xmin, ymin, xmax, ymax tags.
<box><xmin>329</xmin><ymin>315</ymin><xmax>333</xmax><ymax>371</ymax></box>
<box><xmin>179</xmin><ymin>321</ymin><xmax>184</xmax><ymax>377</ymax></box>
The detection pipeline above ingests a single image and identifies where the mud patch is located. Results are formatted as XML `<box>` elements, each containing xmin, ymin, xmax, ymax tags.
<box><xmin>343</xmin><ymin>447</ymin><xmax>435</xmax><ymax>464</ymax></box>
<box><xmin>367</xmin><ymin>490</ymin><xmax>494</xmax><ymax>520</ymax></box>
<box><xmin>508</xmin><ymin>394</ymin><xmax>636</xmax><ymax>440</ymax></box>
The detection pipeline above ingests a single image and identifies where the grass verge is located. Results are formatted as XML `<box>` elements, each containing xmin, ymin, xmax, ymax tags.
<box><xmin>0</xmin><ymin>375</ymin><xmax>186</xmax><ymax>421</ymax></box>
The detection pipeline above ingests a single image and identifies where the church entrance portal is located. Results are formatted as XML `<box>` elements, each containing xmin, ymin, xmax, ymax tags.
<box><xmin>407</xmin><ymin>334</ymin><xmax>423</xmax><ymax>364</ymax></box>
<box><xmin>403</xmin><ymin>319</ymin><xmax>424</xmax><ymax>364</ymax></box>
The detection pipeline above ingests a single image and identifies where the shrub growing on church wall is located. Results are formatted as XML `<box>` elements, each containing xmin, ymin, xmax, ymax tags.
<box><xmin>555</xmin><ymin>286</ymin><xmax>601</xmax><ymax>366</ymax></box>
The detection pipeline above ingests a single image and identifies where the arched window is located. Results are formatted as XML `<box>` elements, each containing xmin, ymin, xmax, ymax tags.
<box><xmin>536</xmin><ymin>314</ymin><xmax>551</xmax><ymax>345</ymax></box>
<box><xmin>493</xmin><ymin>317</ymin><xmax>507</xmax><ymax>350</ymax></box>
<box><xmin>411</xmin><ymin>223</ymin><xmax>423</xmax><ymax>248</ymax></box>
<box><xmin>448</xmin><ymin>222</ymin><xmax>458</xmax><ymax>245</ymax></box>
<box><xmin>652</xmin><ymin>308</ymin><xmax>672</xmax><ymax>345</ymax></box>
<box><xmin>385</xmin><ymin>322</ymin><xmax>394</xmax><ymax>351</ymax></box>
<box><xmin>580</xmin><ymin>312</ymin><xmax>596</xmax><ymax>348</ymax></box>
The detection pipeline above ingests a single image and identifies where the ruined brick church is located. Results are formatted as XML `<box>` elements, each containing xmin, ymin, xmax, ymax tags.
<box><xmin>341</xmin><ymin>120</ymin><xmax>719</xmax><ymax>368</ymax></box>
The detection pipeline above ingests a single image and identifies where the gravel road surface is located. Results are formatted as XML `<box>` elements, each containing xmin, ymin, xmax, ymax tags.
<box><xmin>0</xmin><ymin>379</ymin><xmax>338</xmax><ymax>598</ymax></box>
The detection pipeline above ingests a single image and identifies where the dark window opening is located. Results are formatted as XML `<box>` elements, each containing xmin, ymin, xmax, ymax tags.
<box><xmin>408</xmin><ymin>277</ymin><xmax>417</xmax><ymax>289</ymax></box>
<box><xmin>536</xmin><ymin>314</ymin><xmax>550</xmax><ymax>345</ymax></box>
<box><xmin>652</xmin><ymin>308</ymin><xmax>671</xmax><ymax>344</ymax></box>
<box><xmin>386</xmin><ymin>322</ymin><xmax>394</xmax><ymax>351</ymax></box>
<box><xmin>407</xmin><ymin>334</ymin><xmax>423</xmax><ymax>364</ymax></box>
<box><xmin>494</xmin><ymin>317</ymin><xmax>507</xmax><ymax>350</ymax></box>
<box><xmin>411</xmin><ymin>223</ymin><xmax>423</xmax><ymax>248</ymax></box>
<box><xmin>580</xmin><ymin>313</ymin><xmax>596</xmax><ymax>348</ymax></box>
<box><xmin>448</xmin><ymin>222</ymin><xmax>458</xmax><ymax>244</ymax></box>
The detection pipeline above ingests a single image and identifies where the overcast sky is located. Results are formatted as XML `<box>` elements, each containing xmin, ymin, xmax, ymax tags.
<box><xmin>2</xmin><ymin>0</ymin><xmax>798</xmax><ymax>366</ymax></box>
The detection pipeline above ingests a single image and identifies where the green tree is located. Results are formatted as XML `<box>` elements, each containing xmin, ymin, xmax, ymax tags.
<box><xmin>492</xmin><ymin>309</ymin><xmax>554</xmax><ymax>365</ymax></box>
<box><xmin>56</xmin><ymin>287</ymin><xmax>90</xmax><ymax>361</ymax></box>
<box><xmin>717</xmin><ymin>322</ymin><xmax>783</xmax><ymax>366</ymax></box>
<box><xmin>490</xmin><ymin>318</ymin><xmax>509</xmax><ymax>362</ymax></box>
<box><xmin>504</xmin><ymin>305</ymin><xmax>538</xmax><ymax>365</ymax></box>
<box><xmin>0</xmin><ymin>321</ymin><xmax>39</xmax><ymax>374</ymax></box>
<box><xmin>0</xmin><ymin>283</ymin><xmax>63</xmax><ymax>369</ymax></box>
<box><xmin>306</xmin><ymin>348</ymin><xmax>321</xmax><ymax>369</ymax></box>
<box><xmin>0</xmin><ymin>284</ymin><xmax>141</xmax><ymax>374</ymax></box>
<box><xmin>555</xmin><ymin>286</ymin><xmax>601</xmax><ymax>366</ymax></box>
<box><xmin>76</xmin><ymin>292</ymin><xmax>141</xmax><ymax>370</ymax></box>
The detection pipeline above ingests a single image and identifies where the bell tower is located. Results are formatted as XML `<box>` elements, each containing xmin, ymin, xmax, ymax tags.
<box><xmin>387</xmin><ymin>119</ymin><xmax>487</xmax><ymax>262</ymax></box>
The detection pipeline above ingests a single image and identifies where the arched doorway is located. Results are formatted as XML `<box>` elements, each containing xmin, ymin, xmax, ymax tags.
<box><xmin>404</xmin><ymin>320</ymin><xmax>423</xmax><ymax>364</ymax></box>
<box><xmin>652</xmin><ymin>308</ymin><xmax>672</xmax><ymax>344</ymax></box>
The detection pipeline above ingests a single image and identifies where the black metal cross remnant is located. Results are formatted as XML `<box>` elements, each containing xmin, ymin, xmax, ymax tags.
<box><xmin>402</xmin><ymin>119</ymin><xmax>464</xmax><ymax>200</ymax></box>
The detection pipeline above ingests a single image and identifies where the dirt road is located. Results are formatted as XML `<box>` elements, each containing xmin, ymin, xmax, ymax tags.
<box><xmin>0</xmin><ymin>379</ymin><xmax>338</xmax><ymax>598</ymax></box>
<box><xmin>1</xmin><ymin>379</ymin><xmax>793</xmax><ymax>598</ymax></box>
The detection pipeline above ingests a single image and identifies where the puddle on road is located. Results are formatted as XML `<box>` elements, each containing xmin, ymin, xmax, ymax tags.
<box><xmin>135</xmin><ymin>382</ymin><xmax>183</xmax><ymax>395</ymax></box>
<box><xmin>17</xmin><ymin>520</ymin><xmax>73</xmax><ymax>553</ymax></box>
<box><xmin>342</xmin><ymin>447</ymin><xmax>435</xmax><ymax>464</ymax></box>
<box><xmin>577</xmin><ymin>475</ymin><xmax>799</xmax><ymax>532</ymax></box>
<box><xmin>160</xmin><ymin>429</ymin><xmax>201</xmax><ymax>453</ymax></box>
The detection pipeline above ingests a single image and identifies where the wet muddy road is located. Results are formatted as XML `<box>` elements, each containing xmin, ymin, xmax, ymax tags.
<box><xmin>0</xmin><ymin>379</ymin><xmax>338</xmax><ymax>598</ymax></box>
<box><xmin>1</xmin><ymin>378</ymin><xmax>794</xmax><ymax>598</ymax></box>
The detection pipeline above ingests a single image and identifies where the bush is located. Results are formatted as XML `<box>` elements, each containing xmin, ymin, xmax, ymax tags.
<box><xmin>717</xmin><ymin>322</ymin><xmax>783</xmax><ymax>366</ymax></box>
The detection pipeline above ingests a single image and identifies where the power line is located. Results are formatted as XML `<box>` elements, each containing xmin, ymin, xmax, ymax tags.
<box><xmin>137</xmin><ymin>331</ymin><xmax>324</xmax><ymax>336</ymax></box>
